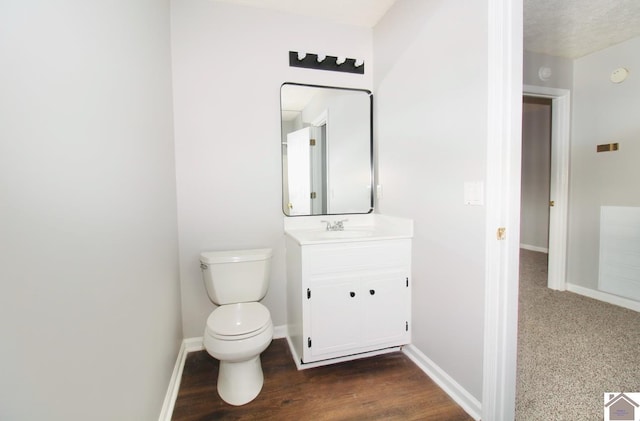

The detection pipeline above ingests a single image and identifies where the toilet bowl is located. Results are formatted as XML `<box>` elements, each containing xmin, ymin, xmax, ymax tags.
<box><xmin>204</xmin><ymin>302</ymin><xmax>273</xmax><ymax>405</ymax></box>
<box><xmin>199</xmin><ymin>248</ymin><xmax>273</xmax><ymax>406</ymax></box>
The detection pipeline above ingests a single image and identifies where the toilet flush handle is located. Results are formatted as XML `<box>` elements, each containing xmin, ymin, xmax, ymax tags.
<box><xmin>200</xmin><ymin>263</ymin><xmax>208</xmax><ymax>270</ymax></box>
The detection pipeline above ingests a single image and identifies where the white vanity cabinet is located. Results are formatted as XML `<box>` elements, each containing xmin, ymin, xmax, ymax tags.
<box><xmin>286</xmin><ymin>236</ymin><xmax>412</xmax><ymax>367</ymax></box>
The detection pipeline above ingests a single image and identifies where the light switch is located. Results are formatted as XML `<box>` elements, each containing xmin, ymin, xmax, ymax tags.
<box><xmin>464</xmin><ymin>181</ymin><xmax>484</xmax><ymax>206</ymax></box>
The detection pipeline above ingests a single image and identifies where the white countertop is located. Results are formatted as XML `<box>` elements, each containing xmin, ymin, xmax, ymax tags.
<box><xmin>284</xmin><ymin>214</ymin><xmax>413</xmax><ymax>245</ymax></box>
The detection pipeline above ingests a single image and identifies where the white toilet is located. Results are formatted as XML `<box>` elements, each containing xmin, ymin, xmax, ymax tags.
<box><xmin>199</xmin><ymin>248</ymin><xmax>274</xmax><ymax>406</ymax></box>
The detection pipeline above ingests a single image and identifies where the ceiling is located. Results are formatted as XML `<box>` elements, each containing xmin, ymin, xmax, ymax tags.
<box><xmin>215</xmin><ymin>0</ymin><xmax>640</xmax><ymax>59</ymax></box>
<box><xmin>524</xmin><ymin>0</ymin><xmax>640</xmax><ymax>58</ymax></box>
<box><xmin>213</xmin><ymin>0</ymin><xmax>397</xmax><ymax>27</ymax></box>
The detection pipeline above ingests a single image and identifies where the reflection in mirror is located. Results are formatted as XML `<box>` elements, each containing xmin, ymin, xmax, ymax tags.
<box><xmin>280</xmin><ymin>83</ymin><xmax>373</xmax><ymax>216</ymax></box>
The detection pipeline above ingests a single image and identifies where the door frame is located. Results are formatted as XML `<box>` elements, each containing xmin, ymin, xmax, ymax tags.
<box><xmin>482</xmin><ymin>0</ymin><xmax>522</xmax><ymax>419</ymax></box>
<box><xmin>523</xmin><ymin>85</ymin><xmax>571</xmax><ymax>291</ymax></box>
<box><xmin>310</xmin><ymin>111</ymin><xmax>328</xmax><ymax>214</ymax></box>
<box><xmin>286</xmin><ymin>127</ymin><xmax>312</xmax><ymax>215</ymax></box>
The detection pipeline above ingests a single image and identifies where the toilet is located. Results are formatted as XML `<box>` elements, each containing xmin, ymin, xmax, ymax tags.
<box><xmin>199</xmin><ymin>248</ymin><xmax>274</xmax><ymax>406</ymax></box>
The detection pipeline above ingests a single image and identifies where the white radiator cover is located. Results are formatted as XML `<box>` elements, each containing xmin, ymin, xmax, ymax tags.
<box><xmin>599</xmin><ymin>206</ymin><xmax>640</xmax><ymax>302</ymax></box>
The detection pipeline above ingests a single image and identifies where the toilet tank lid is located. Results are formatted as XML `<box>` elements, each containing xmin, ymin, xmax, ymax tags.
<box><xmin>200</xmin><ymin>248</ymin><xmax>272</xmax><ymax>264</ymax></box>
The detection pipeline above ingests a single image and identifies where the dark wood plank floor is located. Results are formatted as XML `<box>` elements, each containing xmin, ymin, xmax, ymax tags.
<box><xmin>172</xmin><ymin>339</ymin><xmax>473</xmax><ymax>421</ymax></box>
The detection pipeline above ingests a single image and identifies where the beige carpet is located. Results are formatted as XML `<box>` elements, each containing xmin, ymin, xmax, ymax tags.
<box><xmin>515</xmin><ymin>249</ymin><xmax>640</xmax><ymax>420</ymax></box>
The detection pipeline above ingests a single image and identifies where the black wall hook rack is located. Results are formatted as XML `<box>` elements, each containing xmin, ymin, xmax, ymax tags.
<box><xmin>288</xmin><ymin>51</ymin><xmax>364</xmax><ymax>74</ymax></box>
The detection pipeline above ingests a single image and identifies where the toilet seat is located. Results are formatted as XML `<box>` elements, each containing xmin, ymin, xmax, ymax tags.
<box><xmin>206</xmin><ymin>302</ymin><xmax>271</xmax><ymax>341</ymax></box>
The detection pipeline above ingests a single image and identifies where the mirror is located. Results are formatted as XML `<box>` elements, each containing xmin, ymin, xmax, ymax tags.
<box><xmin>280</xmin><ymin>83</ymin><xmax>373</xmax><ymax>216</ymax></box>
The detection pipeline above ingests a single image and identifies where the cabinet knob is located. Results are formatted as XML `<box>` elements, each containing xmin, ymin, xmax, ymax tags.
<box><xmin>369</xmin><ymin>289</ymin><xmax>375</xmax><ymax>295</ymax></box>
<box><xmin>349</xmin><ymin>291</ymin><xmax>355</xmax><ymax>297</ymax></box>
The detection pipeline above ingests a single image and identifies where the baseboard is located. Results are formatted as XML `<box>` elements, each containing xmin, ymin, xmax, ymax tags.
<box><xmin>158</xmin><ymin>326</ymin><xmax>287</xmax><ymax>421</ymax></box>
<box><xmin>157</xmin><ymin>338</ymin><xmax>201</xmax><ymax>421</ymax></box>
<box><xmin>273</xmin><ymin>324</ymin><xmax>287</xmax><ymax>339</ymax></box>
<box><xmin>566</xmin><ymin>283</ymin><xmax>640</xmax><ymax>313</ymax></box>
<box><xmin>520</xmin><ymin>244</ymin><xmax>548</xmax><ymax>253</ymax></box>
<box><xmin>402</xmin><ymin>344</ymin><xmax>482</xmax><ymax>421</ymax></box>
<box><xmin>285</xmin><ymin>334</ymin><xmax>303</xmax><ymax>370</ymax></box>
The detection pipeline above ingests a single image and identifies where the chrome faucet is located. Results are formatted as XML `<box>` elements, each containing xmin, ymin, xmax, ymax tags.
<box><xmin>320</xmin><ymin>219</ymin><xmax>348</xmax><ymax>231</ymax></box>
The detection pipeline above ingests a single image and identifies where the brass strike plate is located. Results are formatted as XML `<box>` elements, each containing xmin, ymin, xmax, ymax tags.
<box><xmin>597</xmin><ymin>143</ymin><xmax>619</xmax><ymax>152</ymax></box>
<box><xmin>497</xmin><ymin>227</ymin><xmax>506</xmax><ymax>240</ymax></box>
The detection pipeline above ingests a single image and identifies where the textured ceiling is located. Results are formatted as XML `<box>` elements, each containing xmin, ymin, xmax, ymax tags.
<box><xmin>215</xmin><ymin>0</ymin><xmax>640</xmax><ymax>59</ymax></box>
<box><xmin>524</xmin><ymin>0</ymin><xmax>640</xmax><ymax>58</ymax></box>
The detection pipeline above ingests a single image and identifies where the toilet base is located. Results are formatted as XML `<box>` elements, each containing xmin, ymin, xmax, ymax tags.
<box><xmin>217</xmin><ymin>355</ymin><xmax>264</xmax><ymax>406</ymax></box>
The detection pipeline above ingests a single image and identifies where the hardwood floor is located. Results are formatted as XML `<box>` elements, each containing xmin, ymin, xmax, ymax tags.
<box><xmin>172</xmin><ymin>339</ymin><xmax>472</xmax><ymax>420</ymax></box>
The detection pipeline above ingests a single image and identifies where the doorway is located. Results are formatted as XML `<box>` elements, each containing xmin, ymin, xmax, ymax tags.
<box><xmin>522</xmin><ymin>85</ymin><xmax>570</xmax><ymax>291</ymax></box>
<box><xmin>521</xmin><ymin>96</ymin><xmax>552</xmax><ymax>255</ymax></box>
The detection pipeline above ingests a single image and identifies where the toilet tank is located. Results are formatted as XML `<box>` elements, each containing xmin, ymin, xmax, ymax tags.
<box><xmin>200</xmin><ymin>248</ymin><xmax>272</xmax><ymax>305</ymax></box>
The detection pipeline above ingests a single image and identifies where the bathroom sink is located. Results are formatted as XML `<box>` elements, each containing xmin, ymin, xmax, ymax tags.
<box><xmin>284</xmin><ymin>214</ymin><xmax>414</xmax><ymax>245</ymax></box>
<box><xmin>317</xmin><ymin>229</ymin><xmax>374</xmax><ymax>239</ymax></box>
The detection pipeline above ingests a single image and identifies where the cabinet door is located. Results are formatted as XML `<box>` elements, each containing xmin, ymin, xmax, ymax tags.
<box><xmin>308</xmin><ymin>275</ymin><xmax>361</xmax><ymax>358</ymax></box>
<box><xmin>362</xmin><ymin>269</ymin><xmax>410</xmax><ymax>347</ymax></box>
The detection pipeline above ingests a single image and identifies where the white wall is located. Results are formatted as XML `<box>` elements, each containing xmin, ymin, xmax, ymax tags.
<box><xmin>520</xmin><ymin>102</ymin><xmax>551</xmax><ymax>250</ymax></box>
<box><xmin>567</xmin><ymin>36</ymin><xmax>640</xmax><ymax>291</ymax></box>
<box><xmin>523</xmin><ymin>50</ymin><xmax>573</xmax><ymax>89</ymax></box>
<box><xmin>374</xmin><ymin>0</ymin><xmax>488</xmax><ymax>401</ymax></box>
<box><xmin>297</xmin><ymin>90</ymin><xmax>371</xmax><ymax>213</ymax></box>
<box><xmin>0</xmin><ymin>1</ymin><xmax>182</xmax><ymax>420</ymax></box>
<box><xmin>171</xmin><ymin>0</ymin><xmax>373</xmax><ymax>338</ymax></box>
<box><xmin>324</xmin><ymin>93</ymin><xmax>371</xmax><ymax>213</ymax></box>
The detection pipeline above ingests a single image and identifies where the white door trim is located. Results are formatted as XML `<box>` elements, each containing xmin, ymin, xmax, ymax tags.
<box><xmin>483</xmin><ymin>0</ymin><xmax>522</xmax><ymax>419</ymax></box>
<box><xmin>523</xmin><ymin>84</ymin><xmax>571</xmax><ymax>291</ymax></box>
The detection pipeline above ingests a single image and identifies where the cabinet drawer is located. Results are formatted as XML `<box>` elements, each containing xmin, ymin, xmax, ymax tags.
<box><xmin>303</xmin><ymin>239</ymin><xmax>411</xmax><ymax>274</ymax></box>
